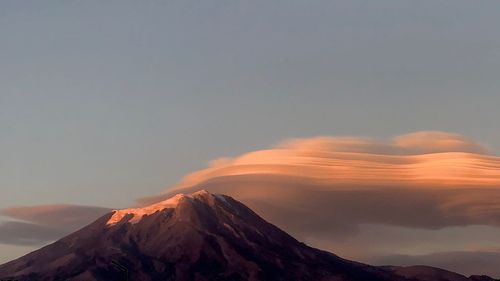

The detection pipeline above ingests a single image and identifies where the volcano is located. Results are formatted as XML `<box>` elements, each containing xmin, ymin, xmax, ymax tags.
<box><xmin>0</xmin><ymin>191</ymin><xmax>494</xmax><ymax>281</ymax></box>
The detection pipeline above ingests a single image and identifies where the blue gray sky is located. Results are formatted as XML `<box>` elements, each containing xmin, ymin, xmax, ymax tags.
<box><xmin>1</xmin><ymin>1</ymin><xmax>500</xmax><ymax>271</ymax></box>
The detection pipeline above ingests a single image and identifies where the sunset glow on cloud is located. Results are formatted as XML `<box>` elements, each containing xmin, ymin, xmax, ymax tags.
<box><xmin>164</xmin><ymin>131</ymin><xmax>498</xmax><ymax>192</ymax></box>
<box><xmin>134</xmin><ymin>131</ymin><xmax>500</xmax><ymax>244</ymax></box>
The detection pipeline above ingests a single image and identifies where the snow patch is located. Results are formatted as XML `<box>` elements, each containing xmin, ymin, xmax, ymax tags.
<box><xmin>106</xmin><ymin>190</ymin><xmax>217</xmax><ymax>226</ymax></box>
<box><xmin>107</xmin><ymin>194</ymin><xmax>185</xmax><ymax>226</ymax></box>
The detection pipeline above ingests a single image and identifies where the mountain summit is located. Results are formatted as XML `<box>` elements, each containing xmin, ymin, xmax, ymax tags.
<box><xmin>0</xmin><ymin>191</ymin><xmax>494</xmax><ymax>281</ymax></box>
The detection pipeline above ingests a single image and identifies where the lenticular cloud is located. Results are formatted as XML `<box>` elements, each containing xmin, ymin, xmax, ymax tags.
<box><xmin>167</xmin><ymin>131</ymin><xmax>498</xmax><ymax>191</ymax></box>
<box><xmin>143</xmin><ymin>131</ymin><xmax>500</xmax><ymax>239</ymax></box>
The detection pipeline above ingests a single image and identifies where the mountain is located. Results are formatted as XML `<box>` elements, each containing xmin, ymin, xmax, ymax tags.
<box><xmin>0</xmin><ymin>191</ymin><xmax>495</xmax><ymax>281</ymax></box>
<box><xmin>382</xmin><ymin>266</ymin><xmax>496</xmax><ymax>281</ymax></box>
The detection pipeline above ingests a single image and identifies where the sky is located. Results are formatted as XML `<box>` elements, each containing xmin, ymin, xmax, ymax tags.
<box><xmin>1</xmin><ymin>0</ymin><xmax>500</xmax><ymax>276</ymax></box>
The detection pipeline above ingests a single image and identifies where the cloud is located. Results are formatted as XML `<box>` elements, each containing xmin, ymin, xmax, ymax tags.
<box><xmin>151</xmin><ymin>131</ymin><xmax>496</xmax><ymax>193</ymax></box>
<box><xmin>0</xmin><ymin>221</ymin><xmax>65</xmax><ymax>246</ymax></box>
<box><xmin>0</xmin><ymin>205</ymin><xmax>111</xmax><ymax>246</ymax></box>
<box><xmin>392</xmin><ymin>131</ymin><xmax>488</xmax><ymax>155</ymax></box>
<box><xmin>1</xmin><ymin>204</ymin><xmax>111</xmax><ymax>229</ymax></box>
<box><xmin>279</xmin><ymin>131</ymin><xmax>487</xmax><ymax>155</ymax></box>
<box><xmin>138</xmin><ymin>131</ymin><xmax>500</xmax><ymax>240</ymax></box>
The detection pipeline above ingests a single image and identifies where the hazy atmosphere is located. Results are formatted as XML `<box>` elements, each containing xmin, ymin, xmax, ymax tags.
<box><xmin>1</xmin><ymin>1</ymin><xmax>500</xmax><ymax>278</ymax></box>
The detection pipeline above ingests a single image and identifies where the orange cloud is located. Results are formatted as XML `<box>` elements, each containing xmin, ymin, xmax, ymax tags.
<box><xmin>161</xmin><ymin>131</ymin><xmax>498</xmax><ymax>192</ymax></box>
<box><xmin>137</xmin><ymin>131</ymin><xmax>500</xmax><ymax>240</ymax></box>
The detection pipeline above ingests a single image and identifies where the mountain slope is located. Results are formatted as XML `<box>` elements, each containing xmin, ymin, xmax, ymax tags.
<box><xmin>383</xmin><ymin>266</ymin><xmax>496</xmax><ymax>281</ymax></box>
<box><xmin>0</xmin><ymin>191</ymin><xmax>494</xmax><ymax>281</ymax></box>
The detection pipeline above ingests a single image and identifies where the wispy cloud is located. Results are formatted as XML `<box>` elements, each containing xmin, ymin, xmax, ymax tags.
<box><xmin>0</xmin><ymin>205</ymin><xmax>110</xmax><ymax>245</ymax></box>
<box><xmin>0</xmin><ymin>221</ymin><xmax>63</xmax><ymax>246</ymax></box>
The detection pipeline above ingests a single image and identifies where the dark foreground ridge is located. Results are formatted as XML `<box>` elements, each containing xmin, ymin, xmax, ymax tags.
<box><xmin>0</xmin><ymin>190</ymin><xmax>496</xmax><ymax>281</ymax></box>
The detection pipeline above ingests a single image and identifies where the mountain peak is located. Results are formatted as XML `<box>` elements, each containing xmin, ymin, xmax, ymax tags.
<box><xmin>106</xmin><ymin>189</ymin><xmax>218</xmax><ymax>226</ymax></box>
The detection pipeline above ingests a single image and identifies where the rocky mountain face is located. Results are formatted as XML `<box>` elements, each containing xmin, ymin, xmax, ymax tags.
<box><xmin>0</xmin><ymin>191</ymin><xmax>495</xmax><ymax>281</ymax></box>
